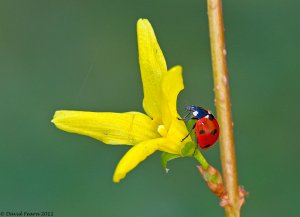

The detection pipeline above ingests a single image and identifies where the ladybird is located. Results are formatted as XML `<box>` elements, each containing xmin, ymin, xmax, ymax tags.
<box><xmin>182</xmin><ymin>105</ymin><xmax>219</xmax><ymax>150</ymax></box>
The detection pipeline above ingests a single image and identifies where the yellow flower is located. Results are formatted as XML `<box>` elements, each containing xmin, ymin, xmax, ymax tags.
<box><xmin>52</xmin><ymin>19</ymin><xmax>193</xmax><ymax>183</ymax></box>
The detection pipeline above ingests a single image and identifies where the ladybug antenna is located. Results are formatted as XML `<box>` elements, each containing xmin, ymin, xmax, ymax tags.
<box><xmin>185</xmin><ymin>105</ymin><xmax>192</xmax><ymax>111</ymax></box>
<box><xmin>182</xmin><ymin>99</ymin><xmax>190</xmax><ymax>110</ymax></box>
<box><xmin>182</xmin><ymin>105</ymin><xmax>198</xmax><ymax>119</ymax></box>
<box><xmin>178</xmin><ymin>101</ymin><xmax>191</xmax><ymax>120</ymax></box>
<box><xmin>182</xmin><ymin>111</ymin><xmax>192</xmax><ymax>120</ymax></box>
<box><xmin>186</xmin><ymin>105</ymin><xmax>198</xmax><ymax>112</ymax></box>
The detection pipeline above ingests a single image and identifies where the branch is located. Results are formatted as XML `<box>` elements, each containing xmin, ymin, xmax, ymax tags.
<box><xmin>207</xmin><ymin>0</ymin><xmax>246</xmax><ymax>216</ymax></box>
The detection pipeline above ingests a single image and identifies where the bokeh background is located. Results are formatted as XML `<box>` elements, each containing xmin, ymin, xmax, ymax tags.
<box><xmin>0</xmin><ymin>0</ymin><xmax>299</xmax><ymax>216</ymax></box>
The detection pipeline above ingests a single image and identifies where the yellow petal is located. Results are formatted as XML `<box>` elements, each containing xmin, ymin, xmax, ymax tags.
<box><xmin>157</xmin><ymin>138</ymin><xmax>181</xmax><ymax>155</ymax></box>
<box><xmin>113</xmin><ymin>138</ymin><xmax>166</xmax><ymax>183</ymax></box>
<box><xmin>137</xmin><ymin>19</ymin><xmax>167</xmax><ymax>119</ymax></box>
<box><xmin>161</xmin><ymin>65</ymin><xmax>184</xmax><ymax>129</ymax></box>
<box><xmin>52</xmin><ymin>110</ymin><xmax>159</xmax><ymax>145</ymax></box>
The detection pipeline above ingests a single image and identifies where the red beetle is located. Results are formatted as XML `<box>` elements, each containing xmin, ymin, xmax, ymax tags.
<box><xmin>182</xmin><ymin>105</ymin><xmax>219</xmax><ymax>150</ymax></box>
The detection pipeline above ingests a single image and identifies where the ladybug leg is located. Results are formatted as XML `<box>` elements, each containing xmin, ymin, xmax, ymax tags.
<box><xmin>177</xmin><ymin>111</ymin><xmax>192</xmax><ymax>120</ymax></box>
<box><xmin>181</xmin><ymin>123</ymin><xmax>196</xmax><ymax>142</ymax></box>
<box><xmin>178</xmin><ymin>113</ymin><xmax>200</xmax><ymax>121</ymax></box>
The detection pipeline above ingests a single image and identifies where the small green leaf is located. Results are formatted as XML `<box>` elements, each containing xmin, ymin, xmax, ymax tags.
<box><xmin>161</xmin><ymin>152</ymin><xmax>181</xmax><ymax>172</ymax></box>
<box><xmin>181</xmin><ymin>141</ymin><xmax>196</xmax><ymax>156</ymax></box>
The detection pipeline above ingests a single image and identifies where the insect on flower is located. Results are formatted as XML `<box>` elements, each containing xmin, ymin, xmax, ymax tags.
<box><xmin>181</xmin><ymin>105</ymin><xmax>219</xmax><ymax>150</ymax></box>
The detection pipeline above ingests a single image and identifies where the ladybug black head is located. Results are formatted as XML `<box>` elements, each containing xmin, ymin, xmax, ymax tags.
<box><xmin>186</xmin><ymin>105</ymin><xmax>209</xmax><ymax>119</ymax></box>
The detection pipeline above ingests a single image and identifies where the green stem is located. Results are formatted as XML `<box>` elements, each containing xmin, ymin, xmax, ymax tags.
<box><xmin>194</xmin><ymin>149</ymin><xmax>209</xmax><ymax>170</ymax></box>
<box><xmin>207</xmin><ymin>0</ymin><xmax>243</xmax><ymax>216</ymax></box>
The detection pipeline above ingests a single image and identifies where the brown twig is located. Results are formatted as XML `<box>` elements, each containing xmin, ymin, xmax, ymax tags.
<box><xmin>207</xmin><ymin>0</ymin><xmax>245</xmax><ymax>216</ymax></box>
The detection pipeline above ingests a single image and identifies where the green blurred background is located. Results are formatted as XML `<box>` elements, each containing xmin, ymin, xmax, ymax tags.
<box><xmin>0</xmin><ymin>0</ymin><xmax>299</xmax><ymax>216</ymax></box>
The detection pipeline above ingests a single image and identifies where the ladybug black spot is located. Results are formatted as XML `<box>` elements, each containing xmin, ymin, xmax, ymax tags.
<box><xmin>210</xmin><ymin>129</ymin><xmax>217</xmax><ymax>135</ymax></box>
<box><xmin>208</xmin><ymin>114</ymin><xmax>214</xmax><ymax>120</ymax></box>
<box><xmin>199</xmin><ymin>130</ymin><xmax>205</xmax><ymax>134</ymax></box>
<box><xmin>203</xmin><ymin>144</ymin><xmax>211</xmax><ymax>148</ymax></box>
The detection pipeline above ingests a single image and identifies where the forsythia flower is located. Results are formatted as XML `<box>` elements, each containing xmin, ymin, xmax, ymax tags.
<box><xmin>52</xmin><ymin>19</ymin><xmax>193</xmax><ymax>183</ymax></box>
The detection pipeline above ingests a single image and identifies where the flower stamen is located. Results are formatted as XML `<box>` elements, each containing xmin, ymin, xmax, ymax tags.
<box><xmin>157</xmin><ymin>125</ymin><xmax>167</xmax><ymax>137</ymax></box>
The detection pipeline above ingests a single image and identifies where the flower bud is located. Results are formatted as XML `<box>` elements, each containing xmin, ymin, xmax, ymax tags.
<box><xmin>197</xmin><ymin>165</ymin><xmax>225</xmax><ymax>197</ymax></box>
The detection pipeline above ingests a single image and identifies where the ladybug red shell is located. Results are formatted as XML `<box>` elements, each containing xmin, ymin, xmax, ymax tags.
<box><xmin>194</xmin><ymin>113</ymin><xmax>219</xmax><ymax>149</ymax></box>
<box><xmin>183</xmin><ymin>105</ymin><xmax>220</xmax><ymax>150</ymax></box>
